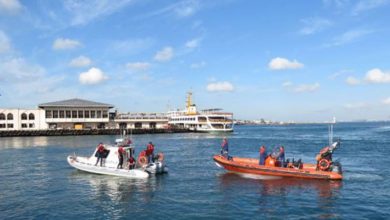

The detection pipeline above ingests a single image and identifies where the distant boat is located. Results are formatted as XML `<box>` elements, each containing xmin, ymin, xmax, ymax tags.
<box><xmin>167</xmin><ymin>92</ymin><xmax>234</xmax><ymax>132</ymax></box>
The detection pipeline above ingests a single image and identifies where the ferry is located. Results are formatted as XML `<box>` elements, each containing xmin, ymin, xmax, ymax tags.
<box><xmin>167</xmin><ymin>92</ymin><xmax>234</xmax><ymax>132</ymax></box>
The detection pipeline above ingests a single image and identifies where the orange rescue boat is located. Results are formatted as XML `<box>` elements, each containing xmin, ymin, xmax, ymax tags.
<box><xmin>213</xmin><ymin>141</ymin><xmax>343</xmax><ymax>180</ymax></box>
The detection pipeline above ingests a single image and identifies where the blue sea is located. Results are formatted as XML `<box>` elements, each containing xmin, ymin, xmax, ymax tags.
<box><xmin>0</xmin><ymin>123</ymin><xmax>389</xmax><ymax>219</ymax></box>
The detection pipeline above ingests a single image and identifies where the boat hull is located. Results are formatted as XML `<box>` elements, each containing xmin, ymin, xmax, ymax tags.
<box><xmin>67</xmin><ymin>156</ymin><xmax>149</xmax><ymax>179</ymax></box>
<box><xmin>213</xmin><ymin>155</ymin><xmax>342</xmax><ymax>180</ymax></box>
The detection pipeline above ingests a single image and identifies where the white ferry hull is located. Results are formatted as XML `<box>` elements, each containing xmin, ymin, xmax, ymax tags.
<box><xmin>67</xmin><ymin>155</ymin><xmax>149</xmax><ymax>179</ymax></box>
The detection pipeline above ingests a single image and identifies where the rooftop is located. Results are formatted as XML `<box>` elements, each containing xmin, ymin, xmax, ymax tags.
<box><xmin>38</xmin><ymin>98</ymin><xmax>114</xmax><ymax>108</ymax></box>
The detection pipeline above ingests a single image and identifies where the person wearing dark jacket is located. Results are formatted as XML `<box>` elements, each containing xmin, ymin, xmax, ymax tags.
<box><xmin>259</xmin><ymin>145</ymin><xmax>267</xmax><ymax>165</ymax></box>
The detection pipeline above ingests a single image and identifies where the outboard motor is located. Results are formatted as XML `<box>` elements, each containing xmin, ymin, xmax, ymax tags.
<box><xmin>316</xmin><ymin>140</ymin><xmax>340</xmax><ymax>171</ymax></box>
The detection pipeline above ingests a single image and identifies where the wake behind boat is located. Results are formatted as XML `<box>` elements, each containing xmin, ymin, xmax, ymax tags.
<box><xmin>67</xmin><ymin>137</ymin><xmax>167</xmax><ymax>179</ymax></box>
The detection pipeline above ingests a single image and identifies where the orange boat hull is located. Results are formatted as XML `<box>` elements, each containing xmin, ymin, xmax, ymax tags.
<box><xmin>213</xmin><ymin>155</ymin><xmax>342</xmax><ymax>180</ymax></box>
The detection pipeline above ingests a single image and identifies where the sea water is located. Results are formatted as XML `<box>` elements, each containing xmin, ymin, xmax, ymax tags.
<box><xmin>0</xmin><ymin>122</ymin><xmax>389</xmax><ymax>219</ymax></box>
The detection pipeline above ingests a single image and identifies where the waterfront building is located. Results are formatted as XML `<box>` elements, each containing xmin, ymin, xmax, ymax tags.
<box><xmin>0</xmin><ymin>109</ymin><xmax>46</xmax><ymax>130</ymax></box>
<box><xmin>115</xmin><ymin>112</ymin><xmax>168</xmax><ymax>129</ymax></box>
<box><xmin>38</xmin><ymin>98</ymin><xmax>114</xmax><ymax>130</ymax></box>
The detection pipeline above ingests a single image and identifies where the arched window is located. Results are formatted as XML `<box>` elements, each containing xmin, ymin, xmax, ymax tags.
<box><xmin>0</xmin><ymin>113</ymin><xmax>5</xmax><ymax>120</ymax></box>
<box><xmin>21</xmin><ymin>113</ymin><xmax>27</xmax><ymax>120</ymax></box>
<box><xmin>7</xmin><ymin>113</ymin><xmax>13</xmax><ymax>120</ymax></box>
<box><xmin>29</xmin><ymin>113</ymin><xmax>35</xmax><ymax>120</ymax></box>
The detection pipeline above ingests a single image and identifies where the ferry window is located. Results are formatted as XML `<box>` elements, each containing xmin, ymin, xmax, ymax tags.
<box><xmin>29</xmin><ymin>113</ymin><xmax>35</xmax><ymax>120</ymax></box>
<box><xmin>90</xmin><ymin>111</ymin><xmax>96</xmax><ymax>118</ymax></box>
<box><xmin>0</xmin><ymin>123</ymin><xmax>5</xmax><ymax>128</ymax></box>
<box><xmin>59</xmin><ymin>111</ymin><xmax>64</xmax><ymax>118</ymax></box>
<box><xmin>102</xmin><ymin>111</ymin><xmax>108</xmax><ymax>118</ymax></box>
<box><xmin>7</xmin><ymin>124</ymin><xmax>13</xmax><ymax>128</ymax></box>
<box><xmin>46</xmin><ymin>110</ymin><xmax>52</xmax><ymax>118</ymax></box>
<box><xmin>29</xmin><ymin>123</ymin><xmax>34</xmax><ymax>128</ymax></box>
<box><xmin>0</xmin><ymin>113</ymin><xmax>5</xmax><ymax>120</ymax></box>
<box><xmin>21</xmin><ymin>123</ymin><xmax>27</xmax><ymax>128</ymax></box>
<box><xmin>7</xmin><ymin>113</ymin><xmax>13</xmax><ymax>120</ymax></box>
<box><xmin>72</xmin><ymin>111</ymin><xmax>77</xmax><ymax>118</ymax></box>
<box><xmin>53</xmin><ymin>111</ymin><xmax>58</xmax><ymax>118</ymax></box>
<box><xmin>78</xmin><ymin>110</ymin><xmax>83</xmax><ymax>118</ymax></box>
<box><xmin>21</xmin><ymin>113</ymin><xmax>27</xmax><ymax>120</ymax></box>
<box><xmin>97</xmin><ymin>111</ymin><xmax>102</xmax><ymax>118</ymax></box>
<box><xmin>66</xmin><ymin>111</ymin><xmax>71</xmax><ymax>118</ymax></box>
<box><xmin>85</xmin><ymin>111</ymin><xmax>90</xmax><ymax>118</ymax></box>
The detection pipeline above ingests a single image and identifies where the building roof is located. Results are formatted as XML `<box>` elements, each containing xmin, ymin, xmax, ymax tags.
<box><xmin>38</xmin><ymin>98</ymin><xmax>114</xmax><ymax>108</ymax></box>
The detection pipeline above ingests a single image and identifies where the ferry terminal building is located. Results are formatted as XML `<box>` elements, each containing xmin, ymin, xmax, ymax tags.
<box><xmin>0</xmin><ymin>98</ymin><xmax>168</xmax><ymax>131</ymax></box>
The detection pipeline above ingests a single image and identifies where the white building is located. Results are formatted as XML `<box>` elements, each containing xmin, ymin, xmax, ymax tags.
<box><xmin>38</xmin><ymin>98</ymin><xmax>114</xmax><ymax>130</ymax></box>
<box><xmin>0</xmin><ymin>109</ymin><xmax>46</xmax><ymax>130</ymax></box>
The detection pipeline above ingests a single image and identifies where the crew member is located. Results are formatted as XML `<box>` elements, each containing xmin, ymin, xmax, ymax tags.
<box><xmin>95</xmin><ymin>143</ymin><xmax>105</xmax><ymax>166</ymax></box>
<box><xmin>128</xmin><ymin>156</ymin><xmax>136</xmax><ymax>169</ymax></box>
<box><xmin>221</xmin><ymin>138</ymin><xmax>229</xmax><ymax>158</ymax></box>
<box><xmin>277</xmin><ymin>146</ymin><xmax>285</xmax><ymax>167</ymax></box>
<box><xmin>259</xmin><ymin>145</ymin><xmax>267</xmax><ymax>165</ymax></box>
<box><xmin>117</xmin><ymin>145</ymin><xmax>125</xmax><ymax>169</ymax></box>
<box><xmin>146</xmin><ymin>142</ymin><xmax>155</xmax><ymax>163</ymax></box>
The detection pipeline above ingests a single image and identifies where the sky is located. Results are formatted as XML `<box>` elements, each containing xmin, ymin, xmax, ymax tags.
<box><xmin>1</xmin><ymin>0</ymin><xmax>390</xmax><ymax>122</ymax></box>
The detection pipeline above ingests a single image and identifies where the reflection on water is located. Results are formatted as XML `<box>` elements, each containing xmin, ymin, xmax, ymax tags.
<box><xmin>218</xmin><ymin>172</ymin><xmax>342</xmax><ymax>198</ymax></box>
<box><xmin>69</xmin><ymin>171</ymin><xmax>163</xmax><ymax>204</ymax></box>
<box><xmin>0</xmin><ymin>136</ymin><xmax>49</xmax><ymax>149</ymax></box>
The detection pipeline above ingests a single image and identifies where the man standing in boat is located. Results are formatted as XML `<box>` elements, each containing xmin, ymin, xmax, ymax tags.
<box><xmin>95</xmin><ymin>143</ymin><xmax>105</xmax><ymax>166</ymax></box>
<box><xmin>259</xmin><ymin>145</ymin><xmax>267</xmax><ymax>165</ymax></box>
<box><xmin>146</xmin><ymin>142</ymin><xmax>155</xmax><ymax>163</ymax></box>
<box><xmin>117</xmin><ymin>145</ymin><xmax>125</xmax><ymax>169</ymax></box>
<box><xmin>277</xmin><ymin>146</ymin><xmax>285</xmax><ymax>167</ymax></box>
<box><xmin>221</xmin><ymin>138</ymin><xmax>229</xmax><ymax>158</ymax></box>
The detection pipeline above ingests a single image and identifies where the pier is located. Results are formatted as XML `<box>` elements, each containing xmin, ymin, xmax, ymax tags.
<box><xmin>0</xmin><ymin>128</ymin><xmax>190</xmax><ymax>137</ymax></box>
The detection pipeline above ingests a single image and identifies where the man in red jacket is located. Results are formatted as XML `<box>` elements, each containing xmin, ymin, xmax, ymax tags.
<box><xmin>95</xmin><ymin>143</ymin><xmax>105</xmax><ymax>166</ymax></box>
<box><xmin>146</xmin><ymin>142</ymin><xmax>155</xmax><ymax>163</ymax></box>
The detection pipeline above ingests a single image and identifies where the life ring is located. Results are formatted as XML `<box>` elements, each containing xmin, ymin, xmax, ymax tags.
<box><xmin>138</xmin><ymin>156</ymin><xmax>147</xmax><ymax>166</ymax></box>
<box><xmin>157</xmin><ymin>152</ymin><xmax>164</xmax><ymax>161</ymax></box>
<box><xmin>318</xmin><ymin>158</ymin><xmax>331</xmax><ymax>171</ymax></box>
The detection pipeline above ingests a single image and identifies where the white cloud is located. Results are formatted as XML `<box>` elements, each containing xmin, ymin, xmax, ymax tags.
<box><xmin>0</xmin><ymin>30</ymin><xmax>11</xmax><ymax>53</ymax></box>
<box><xmin>0</xmin><ymin>57</ymin><xmax>45</xmax><ymax>82</ymax></box>
<box><xmin>79</xmin><ymin>67</ymin><xmax>108</xmax><ymax>85</ymax></box>
<box><xmin>293</xmin><ymin>83</ymin><xmax>320</xmax><ymax>93</ymax></box>
<box><xmin>126</xmin><ymin>62</ymin><xmax>151</xmax><ymax>71</ymax></box>
<box><xmin>190</xmin><ymin>61</ymin><xmax>206</xmax><ymax>69</ymax></box>
<box><xmin>207</xmin><ymin>81</ymin><xmax>234</xmax><ymax>92</ymax></box>
<box><xmin>185</xmin><ymin>38</ymin><xmax>200</xmax><ymax>48</ymax></box>
<box><xmin>282</xmin><ymin>81</ymin><xmax>293</xmax><ymax>87</ymax></box>
<box><xmin>299</xmin><ymin>18</ymin><xmax>332</xmax><ymax>35</ymax></box>
<box><xmin>69</xmin><ymin>56</ymin><xmax>92</xmax><ymax>67</ymax></box>
<box><xmin>364</xmin><ymin>68</ymin><xmax>390</xmax><ymax>83</ymax></box>
<box><xmin>174</xmin><ymin>0</ymin><xmax>200</xmax><ymax>17</ymax></box>
<box><xmin>346</xmin><ymin>76</ymin><xmax>361</xmax><ymax>85</ymax></box>
<box><xmin>268</xmin><ymin>57</ymin><xmax>304</xmax><ymax>70</ymax></box>
<box><xmin>283</xmin><ymin>81</ymin><xmax>320</xmax><ymax>93</ymax></box>
<box><xmin>52</xmin><ymin>38</ymin><xmax>81</xmax><ymax>50</ymax></box>
<box><xmin>0</xmin><ymin>0</ymin><xmax>22</xmax><ymax>14</ymax></box>
<box><xmin>154</xmin><ymin>47</ymin><xmax>174</xmax><ymax>62</ymax></box>
<box><xmin>382</xmin><ymin>97</ymin><xmax>390</xmax><ymax>105</ymax></box>
<box><xmin>352</xmin><ymin>0</ymin><xmax>390</xmax><ymax>15</ymax></box>
<box><xmin>344</xmin><ymin>102</ymin><xmax>368</xmax><ymax>109</ymax></box>
<box><xmin>64</xmin><ymin>0</ymin><xmax>135</xmax><ymax>26</ymax></box>
<box><xmin>325</xmin><ymin>29</ymin><xmax>374</xmax><ymax>47</ymax></box>
<box><xmin>111</xmin><ymin>38</ymin><xmax>154</xmax><ymax>54</ymax></box>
